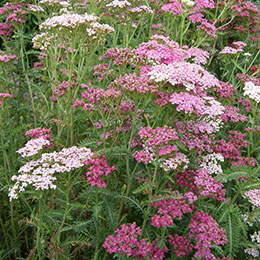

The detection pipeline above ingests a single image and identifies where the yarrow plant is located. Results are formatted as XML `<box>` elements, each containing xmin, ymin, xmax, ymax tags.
<box><xmin>2</xmin><ymin>0</ymin><xmax>260</xmax><ymax>259</ymax></box>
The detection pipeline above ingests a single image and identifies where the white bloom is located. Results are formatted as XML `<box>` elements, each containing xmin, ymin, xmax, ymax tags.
<box><xmin>244</xmin><ymin>81</ymin><xmax>260</xmax><ymax>103</ymax></box>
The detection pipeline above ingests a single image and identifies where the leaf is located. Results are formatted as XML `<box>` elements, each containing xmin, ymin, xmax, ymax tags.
<box><xmin>133</xmin><ymin>182</ymin><xmax>150</xmax><ymax>194</ymax></box>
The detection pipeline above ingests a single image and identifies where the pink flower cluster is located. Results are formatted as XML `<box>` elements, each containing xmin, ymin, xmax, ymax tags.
<box><xmin>0</xmin><ymin>2</ymin><xmax>28</xmax><ymax>25</ymax></box>
<box><xmin>220</xmin><ymin>41</ymin><xmax>247</xmax><ymax>55</ymax></box>
<box><xmin>168</xmin><ymin>234</ymin><xmax>193</xmax><ymax>257</ymax></box>
<box><xmin>109</xmin><ymin>73</ymin><xmax>159</xmax><ymax>94</ymax></box>
<box><xmin>214</xmin><ymin>131</ymin><xmax>255</xmax><ymax>167</ymax></box>
<box><xmin>160</xmin><ymin>0</ymin><xmax>217</xmax><ymax>38</ymax></box>
<box><xmin>133</xmin><ymin>126</ymin><xmax>179</xmax><ymax>164</ymax></box>
<box><xmin>175</xmin><ymin>120</ymin><xmax>214</xmax><ymax>153</ymax></box>
<box><xmin>194</xmin><ymin>168</ymin><xmax>225</xmax><ymax>200</ymax></box>
<box><xmin>50</xmin><ymin>80</ymin><xmax>76</xmax><ymax>101</ymax></box>
<box><xmin>25</xmin><ymin>128</ymin><xmax>52</xmax><ymax>140</ymax></box>
<box><xmin>0</xmin><ymin>92</ymin><xmax>12</xmax><ymax>106</ymax></box>
<box><xmin>9</xmin><ymin>146</ymin><xmax>94</xmax><ymax>200</ymax></box>
<box><xmin>0</xmin><ymin>53</ymin><xmax>16</xmax><ymax>63</ymax></box>
<box><xmin>221</xmin><ymin>105</ymin><xmax>248</xmax><ymax>123</ymax></box>
<box><xmin>188</xmin><ymin>211</ymin><xmax>227</xmax><ymax>259</ymax></box>
<box><xmin>73</xmin><ymin>84</ymin><xmax>121</xmax><ymax>111</ymax></box>
<box><xmin>170</xmin><ymin>92</ymin><xmax>224</xmax><ymax>119</ymax></box>
<box><xmin>103</xmin><ymin>222</ymin><xmax>169</xmax><ymax>259</ymax></box>
<box><xmin>135</xmin><ymin>35</ymin><xmax>209</xmax><ymax>65</ymax></box>
<box><xmin>93</xmin><ymin>63</ymin><xmax>112</xmax><ymax>81</ymax></box>
<box><xmin>150</xmin><ymin>193</ymin><xmax>194</xmax><ymax>227</ymax></box>
<box><xmin>0</xmin><ymin>22</ymin><xmax>13</xmax><ymax>37</ymax></box>
<box><xmin>103</xmin><ymin>222</ymin><xmax>151</xmax><ymax>258</ymax></box>
<box><xmin>84</xmin><ymin>155</ymin><xmax>116</xmax><ymax>188</ymax></box>
<box><xmin>102</xmin><ymin>47</ymin><xmax>137</xmax><ymax>66</ymax></box>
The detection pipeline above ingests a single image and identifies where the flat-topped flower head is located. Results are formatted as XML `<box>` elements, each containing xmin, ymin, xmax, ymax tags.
<box><xmin>8</xmin><ymin>146</ymin><xmax>94</xmax><ymax>200</ymax></box>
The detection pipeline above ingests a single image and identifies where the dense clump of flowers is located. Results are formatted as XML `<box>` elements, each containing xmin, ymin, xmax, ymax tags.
<box><xmin>103</xmin><ymin>222</ymin><xmax>152</xmax><ymax>258</ymax></box>
<box><xmin>243</xmin><ymin>189</ymin><xmax>260</xmax><ymax>207</ymax></box>
<box><xmin>188</xmin><ymin>211</ymin><xmax>227</xmax><ymax>259</ymax></box>
<box><xmin>50</xmin><ymin>80</ymin><xmax>77</xmax><ymax>101</ymax></box>
<box><xmin>221</xmin><ymin>105</ymin><xmax>248</xmax><ymax>123</ymax></box>
<box><xmin>135</xmin><ymin>35</ymin><xmax>209</xmax><ymax>65</ymax></box>
<box><xmin>84</xmin><ymin>155</ymin><xmax>116</xmax><ymax>188</ymax></box>
<box><xmin>33</xmin><ymin>12</ymin><xmax>114</xmax><ymax>51</ymax></box>
<box><xmin>169</xmin><ymin>92</ymin><xmax>225</xmax><ymax>120</ymax></box>
<box><xmin>17</xmin><ymin>128</ymin><xmax>53</xmax><ymax>157</ymax></box>
<box><xmin>16</xmin><ymin>137</ymin><xmax>51</xmax><ymax>158</ymax></box>
<box><xmin>8</xmin><ymin>146</ymin><xmax>94</xmax><ymax>200</ymax></box>
<box><xmin>220</xmin><ymin>41</ymin><xmax>247</xmax><ymax>55</ymax></box>
<box><xmin>194</xmin><ymin>168</ymin><xmax>225</xmax><ymax>200</ymax></box>
<box><xmin>108</xmin><ymin>73</ymin><xmax>159</xmax><ymax>94</ymax></box>
<box><xmin>25</xmin><ymin>128</ymin><xmax>52</xmax><ymax>140</ymax></box>
<box><xmin>148</xmin><ymin>62</ymin><xmax>220</xmax><ymax>93</ymax></box>
<box><xmin>0</xmin><ymin>52</ymin><xmax>16</xmax><ymax>63</ymax></box>
<box><xmin>175</xmin><ymin>120</ymin><xmax>215</xmax><ymax>153</ymax></box>
<box><xmin>168</xmin><ymin>234</ymin><xmax>193</xmax><ymax>257</ymax></box>
<box><xmin>243</xmin><ymin>81</ymin><xmax>260</xmax><ymax>103</ymax></box>
<box><xmin>214</xmin><ymin>131</ymin><xmax>255</xmax><ymax>167</ymax></box>
<box><xmin>199</xmin><ymin>153</ymin><xmax>224</xmax><ymax>175</ymax></box>
<box><xmin>133</xmin><ymin>126</ymin><xmax>179</xmax><ymax>165</ymax></box>
<box><xmin>150</xmin><ymin>193</ymin><xmax>194</xmax><ymax>227</ymax></box>
<box><xmin>72</xmin><ymin>84</ymin><xmax>121</xmax><ymax>111</ymax></box>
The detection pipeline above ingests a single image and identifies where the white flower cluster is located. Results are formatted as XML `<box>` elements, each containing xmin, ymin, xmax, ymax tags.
<box><xmin>8</xmin><ymin>146</ymin><xmax>94</xmax><ymax>200</ymax></box>
<box><xmin>39</xmin><ymin>13</ymin><xmax>99</xmax><ymax>30</ymax></box>
<box><xmin>251</xmin><ymin>231</ymin><xmax>260</xmax><ymax>244</ymax></box>
<box><xmin>39</xmin><ymin>0</ymin><xmax>71</xmax><ymax>8</ymax></box>
<box><xmin>16</xmin><ymin>137</ymin><xmax>50</xmax><ymax>157</ymax></box>
<box><xmin>32</xmin><ymin>32</ymin><xmax>55</xmax><ymax>51</ymax></box>
<box><xmin>245</xmin><ymin>247</ymin><xmax>259</xmax><ymax>258</ymax></box>
<box><xmin>106</xmin><ymin>0</ymin><xmax>131</xmax><ymax>8</ymax></box>
<box><xmin>160</xmin><ymin>152</ymin><xmax>189</xmax><ymax>172</ymax></box>
<box><xmin>27</xmin><ymin>4</ymin><xmax>44</xmax><ymax>12</ymax></box>
<box><xmin>33</xmin><ymin>13</ymin><xmax>114</xmax><ymax>50</ymax></box>
<box><xmin>244</xmin><ymin>81</ymin><xmax>260</xmax><ymax>103</ymax></box>
<box><xmin>181</xmin><ymin>0</ymin><xmax>195</xmax><ymax>7</ymax></box>
<box><xmin>199</xmin><ymin>153</ymin><xmax>224</xmax><ymax>175</ymax></box>
<box><xmin>242</xmin><ymin>213</ymin><xmax>254</xmax><ymax>226</ymax></box>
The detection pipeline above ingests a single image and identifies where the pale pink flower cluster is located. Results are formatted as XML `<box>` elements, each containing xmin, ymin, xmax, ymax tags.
<box><xmin>220</xmin><ymin>41</ymin><xmax>247</xmax><ymax>54</ymax></box>
<box><xmin>160</xmin><ymin>152</ymin><xmax>189</xmax><ymax>171</ymax></box>
<box><xmin>169</xmin><ymin>92</ymin><xmax>225</xmax><ymax>119</ymax></box>
<box><xmin>148</xmin><ymin>62</ymin><xmax>220</xmax><ymax>92</ymax></box>
<box><xmin>244</xmin><ymin>189</ymin><xmax>260</xmax><ymax>207</ymax></box>
<box><xmin>135</xmin><ymin>35</ymin><xmax>209</xmax><ymax>65</ymax></box>
<box><xmin>16</xmin><ymin>137</ymin><xmax>51</xmax><ymax>157</ymax></box>
<box><xmin>243</xmin><ymin>81</ymin><xmax>260</xmax><ymax>103</ymax></box>
<box><xmin>0</xmin><ymin>53</ymin><xmax>16</xmax><ymax>63</ymax></box>
<box><xmin>8</xmin><ymin>146</ymin><xmax>93</xmax><ymax>200</ymax></box>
